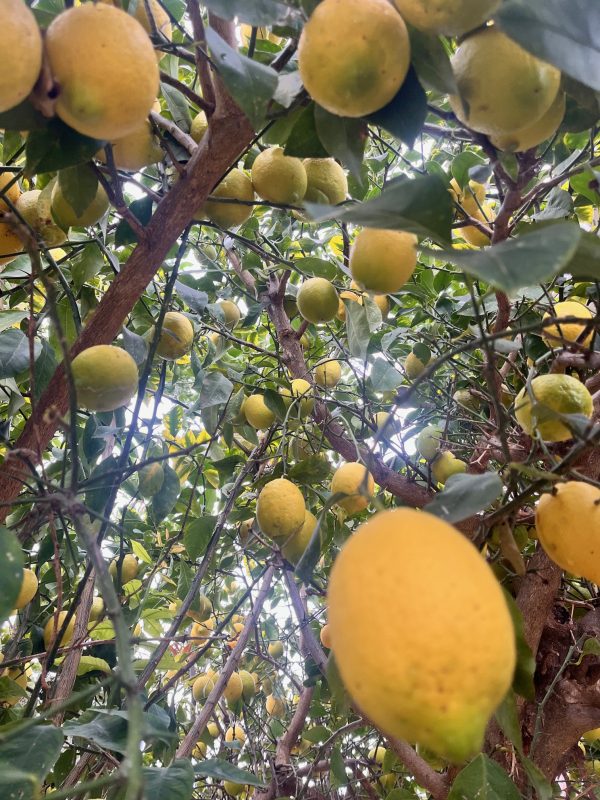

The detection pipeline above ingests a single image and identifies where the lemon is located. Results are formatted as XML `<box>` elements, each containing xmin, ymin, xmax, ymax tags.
<box><xmin>450</xmin><ymin>28</ymin><xmax>561</xmax><ymax>137</ymax></box>
<box><xmin>320</xmin><ymin>624</ymin><xmax>331</xmax><ymax>649</ymax></box>
<box><xmin>314</xmin><ymin>359</ymin><xmax>342</xmax><ymax>388</ymax></box>
<box><xmin>449</xmin><ymin>178</ymin><xmax>486</xmax><ymax>217</ymax></box>
<box><xmin>16</xmin><ymin>190</ymin><xmax>67</xmax><ymax>247</ymax></box>
<box><xmin>218</xmin><ymin>300</ymin><xmax>241</xmax><ymax>329</ymax></box>
<box><xmin>99</xmin><ymin>121</ymin><xmax>163</xmax><ymax>172</ymax></box>
<box><xmin>458</xmin><ymin>203</ymin><xmax>494</xmax><ymax>247</ymax></box>
<box><xmin>453</xmin><ymin>388</ymin><xmax>480</xmax><ymax>411</ymax></box>
<box><xmin>330</xmin><ymin>462</ymin><xmax>375</xmax><ymax>516</ymax></box>
<box><xmin>153</xmin><ymin>311</ymin><xmax>194</xmax><ymax>360</ymax></box>
<box><xmin>46</xmin><ymin>4</ymin><xmax>159</xmax><ymax>140</ymax></box>
<box><xmin>223</xmin><ymin>672</ymin><xmax>243</xmax><ymax>705</ymax></box>
<box><xmin>89</xmin><ymin>597</ymin><xmax>105</xmax><ymax>622</ymax></box>
<box><xmin>368</xmin><ymin>746</ymin><xmax>386</xmax><ymax>765</ymax></box>
<box><xmin>416</xmin><ymin>425</ymin><xmax>442</xmax><ymax>461</ymax></box>
<box><xmin>251</xmin><ymin>147</ymin><xmax>307</xmax><ymax>205</ymax></box>
<box><xmin>224</xmin><ymin>781</ymin><xmax>245</xmax><ymax>797</ymax></box>
<box><xmin>257</xmin><ymin>478</ymin><xmax>306</xmax><ymax>541</ymax></box>
<box><xmin>281</xmin><ymin>378</ymin><xmax>314</xmax><ymax>418</ymax></box>
<box><xmin>266</xmin><ymin>694</ymin><xmax>285</xmax><ymax>718</ymax></box>
<box><xmin>514</xmin><ymin>374</ymin><xmax>593</xmax><ymax>442</ymax></box>
<box><xmin>138</xmin><ymin>462</ymin><xmax>164</xmax><ymax>497</ymax></box>
<box><xmin>186</xmin><ymin>593</ymin><xmax>212</xmax><ymax>623</ymax></box>
<box><xmin>541</xmin><ymin>300</ymin><xmax>594</xmax><ymax>348</ymax></box>
<box><xmin>392</xmin><ymin>0</ymin><xmax>500</xmax><ymax>37</ymax></box>
<box><xmin>296</xmin><ymin>277</ymin><xmax>339</xmax><ymax>324</ymax></box>
<box><xmin>225</xmin><ymin>724</ymin><xmax>246</xmax><ymax>743</ymax></box>
<box><xmin>0</xmin><ymin>0</ymin><xmax>42</xmax><ymax>113</ymax></box>
<box><xmin>199</xmin><ymin>168</ymin><xmax>255</xmax><ymax>229</ymax></box>
<box><xmin>0</xmin><ymin>172</ymin><xmax>21</xmax><ymax>212</ymax></box>
<box><xmin>109</xmin><ymin>553</ymin><xmax>138</xmax><ymax>584</ymax></box>
<box><xmin>268</xmin><ymin>640</ymin><xmax>284</xmax><ymax>659</ymax></box>
<box><xmin>491</xmin><ymin>92</ymin><xmax>566</xmax><ymax>153</ymax></box>
<box><xmin>43</xmin><ymin>610</ymin><xmax>76</xmax><ymax>649</ymax></box>
<box><xmin>14</xmin><ymin>568</ymin><xmax>38</xmax><ymax>609</ymax></box>
<box><xmin>336</xmin><ymin>288</ymin><xmax>362</xmax><ymax>321</ymax></box>
<box><xmin>191</xmin><ymin>617</ymin><xmax>215</xmax><ymax>642</ymax></box>
<box><xmin>2</xmin><ymin>666</ymin><xmax>29</xmax><ymax>706</ymax></box>
<box><xmin>239</xmin><ymin>670</ymin><xmax>256</xmax><ymax>702</ymax></box>
<box><xmin>431</xmin><ymin>451</ymin><xmax>467</xmax><ymax>485</ymax></box>
<box><xmin>327</xmin><ymin>508</ymin><xmax>515</xmax><ymax>762</ymax></box>
<box><xmin>51</xmin><ymin>181</ymin><xmax>110</xmax><ymax>229</ymax></box>
<box><xmin>583</xmin><ymin>728</ymin><xmax>600</xmax><ymax>744</ymax></box>
<box><xmin>282</xmin><ymin>509</ymin><xmax>317</xmax><ymax>564</ymax></box>
<box><xmin>536</xmin><ymin>482</ymin><xmax>600</xmax><ymax>583</ymax></box>
<box><xmin>132</xmin><ymin>0</ymin><xmax>172</xmax><ymax>51</ymax></box>
<box><xmin>404</xmin><ymin>351</ymin><xmax>428</xmax><ymax>379</ymax></box>
<box><xmin>243</xmin><ymin>394</ymin><xmax>275</xmax><ymax>430</ymax></box>
<box><xmin>72</xmin><ymin>345</ymin><xmax>139</xmax><ymax>412</ymax></box>
<box><xmin>190</xmin><ymin>110</ymin><xmax>208</xmax><ymax>143</ymax></box>
<box><xmin>350</xmin><ymin>229</ymin><xmax>418</xmax><ymax>294</ymax></box>
<box><xmin>298</xmin><ymin>0</ymin><xmax>410</xmax><ymax>118</ymax></box>
<box><xmin>303</xmin><ymin>158</ymin><xmax>348</xmax><ymax>205</ymax></box>
<box><xmin>192</xmin><ymin>741</ymin><xmax>207</xmax><ymax>759</ymax></box>
<box><xmin>192</xmin><ymin>672</ymin><xmax>215</xmax><ymax>702</ymax></box>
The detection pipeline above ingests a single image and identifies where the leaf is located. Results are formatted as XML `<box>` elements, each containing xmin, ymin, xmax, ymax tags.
<box><xmin>115</xmin><ymin>197</ymin><xmax>153</xmax><ymax>246</ymax></box>
<box><xmin>194</xmin><ymin>758</ymin><xmax>266</xmax><ymax>788</ymax></box>
<box><xmin>564</xmin><ymin>229</ymin><xmax>600</xmax><ymax>279</ymax></box>
<box><xmin>0</xmin><ymin>311</ymin><xmax>27</xmax><ymax>334</ymax></box>
<box><xmin>289</xmin><ymin>455</ymin><xmax>332</xmax><ymax>486</ymax></box>
<box><xmin>25</xmin><ymin>119</ymin><xmax>104</xmax><ymax>176</ymax></box>
<box><xmin>33</xmin><ymin>339</ymin><xmax>57</xmax><ymax>403</ymax></box>
<box><xmin>62</xmin><ymin>709</ymin><xmax>174</xmax><ymax>754</ymax></box>
<box><xmin>314</xmin><ymin>106</ymin><xmax>367</xmax><ymax>179</ymax></box>
<box><xmin>532</xmin><ymin>187</ymin><xmax>574</xmax><ymax>221</ymax></box>
<box><xmin>433</xmin><ymin>222</ymin><xmax>582</xmax><ymax>293</ymax></box>
<box><xmin>0</xmin><ymin>726</ymin><xmax>64</xmax><ymax>782</ymax></box>
<box><xmin>503</xmin><ymin>592</ymin><xmax>536</xmax><ymax>701</ymax></box>
<box><xmin>144</xmin><ymin>759</ymin><xmax>195</xmax><ymax>800</ymax></box>
<box><xmin>306</xmin><ymin>173</ymin><xmax>453</xmax><ymax>245</ymax></box>
<box><xmin>150</xmin><ymin>464</ymin><xmax>181</xmax><ymax>524</ymax></box>
<box><xmin>160</xmin><ymin>82</ymin><xmax>192</xmax><ymax>133</ymax></box>
<box><xmin>0</xmin><ymin>99</ymin><xmax>48</xmax><ymax>131</ymax></box>
<box><xmin>206</xmin><ymin>28</ymin><xmax>278</xmax><ymax>129</ymax></box>
<box><xmin>176</xmin><ymin>560</ymin><xmax>202</xmax><ymax>616</ymax></box>
<box><xmin>0</xmin><ymin>527</ymin><xmax>24</xmax><ymax>624</ymax></box>
<box><xmin>184</xmin><ymin>516</ymin><xmax>216</xmax><ymax>561</ymax></box>
<box><xmin>55</xmin><ymin>654</ymin><xmax>111</xmax><ymax>675</ymax></box>
<box><xmin>494</xmin><ymin>690</ymin><xmax>523</xmax><ymax>752</ymax></box>
<box><xmin>408</xmin><ymin>27</ymin><xmax>457</xmax><ymax>95</ymax></box>
<box><xmin>70</xmin><ymin>243</ymin><xmax>104</xmax><ymax>291</ymax></box>
<box><xmin>198</xmin><ymin>372</ymin><xmax>233</xmax><ymax>409</ymax></box>
<box><xmin>58</xmin><ymin>163</ymin><xmax>98</xmax><ymax>217</ymax></box>
<box><xmin>448</xmin><ymin>754</ymin><xmax>521</xmax><ymax>800</ymax></box>
<box><xmin>263</xmin><ymin>388</ymin><xmax>288</xmax><ymax>421</ymax></box>
<box><xmin>174</xmin><ymin>280</ymin><xmax>208</xmax><ymax>313</ymax></box>
<box><xmin>451</xmin><ymin>151</ymin><xmax>486</xmax><ymax>190</ymax></box>
<box><xmin>293</xmin><ymin>256</ymin><xmax>339</xmax><ymax>281</ymax></box>
<box><xmin>0</xmin><ymin>330</ymin><xmax>41</xmax><ymax>378</ymax></box>
<box><xmin>345</xmin><ymin>301</ymin><xmax>371</xmax><ymax>360</ymax></box>
<box><xmin>200</xmin><ymin>0</ymin><xmax>299</xmax><ymax>26</ymax></box>
<box><xmin>0</xmin><ymin>766</ymin><xmax>40</xmax><ymax>800</ymax></box>
<box><xmin>131</xmin><ymin>539</ymin><xmax>152</xmax><ymax>565</ymax></box>
<box><xmin>426</xmin><ymin>473</ymin><xmax>503</xmax><ymax>523</ymax></box>
<box><xmin>121</xmin><ymin>326</ymin><xmax>149</xmax><ymax>366</ymax></box>
<box><xmin>330</xmin><ymin>745</ymin><xmax>348</xmax><ymax>789</ymax></box>
<box><xmin>284</xmin><ymin>103</ymin><xmax>329</xmax><ymax>159</ymax></box>
<box><xmin>369</xmin><ymin>359</ymin><xmax>404</xmax><ymax>392</ymax></box>
<box><xmin>367</xmin><ymin>67</ymin><xmax>428</xmax><ymax>148</ymax></box>
<box><xmin>84</xmin><ymin>456</ymin><xmax>119</xmax><ymax>515</ymax></box>
<box><xmin>496</xmin><ymin>0</ymin><xmax>600</xmax><ymax>92</ymax></box>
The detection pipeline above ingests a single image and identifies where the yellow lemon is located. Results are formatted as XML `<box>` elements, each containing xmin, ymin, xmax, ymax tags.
<box><xmin>223</xmin><ymin>781</ymin><xmax>246</xmax><ymax>797</ymax></box>
<box><xmin>199</xmin><ymin>168</ymin><xmax>255</xmax><ymax>229</ymax></box>
<box><xmin>431</xmin><ymin>451</ymin><xmax>467</xmax><ymax>485</ymax></box>
<box><xmin>225</xmin><ymin>724</ymin><xmax>246</xmax><ymax>743</ymax></box>
<box><xmin>223</xmin><ymin>672</ymin><xmax>243</xmax><ymax>705</ymax></box>
<box><xmin>218</xmin><ymin>300</ymin><xmax>241</xmax><ymax>329</ymax></box>
<box><xmin>450</xmin><ymin>28</ymin><xmax>561</xmax><ymax>137</ymax></box>
<box><xmin>243</xmin><ymin>394</ymin><xmax>276</xmax><ymax>430</ymax></box>
<box><xmin>0</xmin><ymin>172</ymin><xmax>21</xmax><ymax>211</ymax></box>
<box><xmin>416</xmin><ymin>425</ymin><xmax>442</xmax><ymax>461</ymax></box>
<box><xmin>297</xmin><ymin>277</ymin><xmax>339</xmax><ymax>324</ymax></box>
<box><xmin>46</xmin><ymin>4</ymin><xmax>159</xmax><ymax>140</ymax></box>
<box><xmin>458</xmin><ymin>203</ymin><xmax>494</xmax><ymax>247</ymax></box>
<box><xmin>51</xmin><ymin>181</ymin><xmax>110</xmax><ymax>229</ymax></box>
<box><xmin>190</xmin><ymin>110</ymin><xmax>208</xmax><ymax>143</ymax></box>
<box><xmin>16</xmin><ymin>189</ymin><xmax>67</xmax><ymax>247</ymax></box>
<box><xmin>72</xmin><ymin>345</ymin><xmax>139</xmax><ymax>412</ymax></box>
<box><xmin>320</xmin><ymin>623</ymin><xmax>331</xmax><ymax>649</ymax></box>
<box><xmin>251</xmin><ymin>147</ymin><xmax>307</xmax><ymax>205</ymax></box>
<box><xmin>404</xmin><ymin>351</ymin><xmax>428</xmax><ymax>379</ymax></box>
<box><xmin>109</xmin><ymin>553</ymin><xmax>138</xmax><ymax>584</ymax></box>
<box><xmin>257</xmin><ymin>478</ymin><xmax>306</xmax><ymax>541</ymax></box>
<box><xmin>298</xmin><ymin>0</ymin><xmax>410</xmax><ymax>118</ymax></box>
<box><xmin>239</xmin><ymin>670</ymin><xmax>256</xmax><ymax>702</ymax></box>
<box><xmin>89</xmin><ymin>597</ymin><xmax>105</xmax><ymax>622</ymax></box>
<box><xmin>393</xmin><ymin>0</ymin><xmax>500</xmax><ymax>37</ymax></box>
<box><xmin>282</xmin><ymin>509</ymin><xmax>317</xmax><ymax>564</ymax></box>
<box><xmin>336</xmin><ymin>288</ymin><xmax>362</xmax><ymax>321</ymax></box>
<box><xmin>368</xmin><ymin>746</ymin><xmax>386</xmax><ymax>764</ymax></box>
<box><xmin>0</xmin><ymin>0</ymin><xmax>42</xmax><ymax>113</ymax></box>
<box><xmin>192</xmin><ymin>740</ymin><xmax>207</xmax><ymax>759</ymax></box>
<box><xmin>350</xmin><ymin>229</ymin><xmax>418</xmax><ymax>294</ymax></box>
<box><xmin>541</xmin><ymin>300</ymin><xmax>594</xmax><ymax>348</ymax></box>
<box><xmin>491</xmin><ymin>92</ymin><xmax>566</xmax><ymax>153</ymax></box>
<box><xmin>192</xmin><ymin>672</ymin><xmax>215</xmax><ymax>702</ymax></box>
<box><xmin>99</xmin><ymin>120</ymin><xmax>163</xmax><ymax>172</ymax></box>
<box><xmin>43</xmin><ymin>610</ymin><xmax>76</xmax><ymax>649</ymax></box>
<box><xmin>265</xmin><ymin>694</ymin><xmax>285</xmax><ymax>718</ymax></box>
<box><xmin>303</xmin><ymin>158</ymin><xmax>348</xmax><ymax>205</ymax></box>
<box><xmin>314</xmin><ymin>359</ymin><xmax>342</xmax><ymax>389</ymax></box>
<box><xmin>330</xmin><ymin>462</ymin><xmax>375</xmax><ymax>516</ymax></box>
<box><xmin>281</xmin><ymin>378</ymin><xmax>314</xmax><ymax>417</ymax></box>
<box><xmin>151</xmin><ymin>311</ymin><xmax>194</xmax><ymax>360</ymax></box>
<box><xmin>327</xmin><ymin>508</ymin><xmax>515</xmax><ymax>762</ymax></box>
<box><xmin>536</xmin><ymin>482</ymin><xmax>600</xmax><ymax>584</ymax></box>
<box><xmin>14</xmin><ymin>568</ymin><xmax>38</xmax><ymax>609</ymax></box>
<box><xmin>514</xmin><ymin>374</ymin><xmax>593</xmax><ymax>442</ymax></box>
<box><xmin>268</xmin><ymin>640</ymin><xmax>284</xmax><ymax>659</ymax></box>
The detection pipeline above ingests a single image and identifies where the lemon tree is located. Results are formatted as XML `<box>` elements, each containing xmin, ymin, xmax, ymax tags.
<box><xmin>0</xmin><ymin>1</ymin><xmax>600</xmax><ymax>799</ymax></box>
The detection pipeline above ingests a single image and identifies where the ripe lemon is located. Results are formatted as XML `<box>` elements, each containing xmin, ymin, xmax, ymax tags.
<box><xmin>514</xmin><ymin>374</ymin><xmax>593</xmax><ymax>442</ymax></box>
<box><xmin>541</xmin><ymin>300</ymin><xmax>594</xmax><ymax>348</ymax></box>
<box><xmin>0</xmin><ymin>172</ymin><xmax>21</xmax><ymax>211</ymax></box>
<box><xmin>109</xmin><ymin>553</ymin><xmax>138</xmax><ymax>584</ymax></box>
<box><xmin>89</xmin><ymin>597</ymin><xmax>105</xmax><ymax>622</ymax></box>
<box><xmin>72</xmin><ymin>344</ymin><xmax>139</xmax><ymax>412</ymax></box>
<box><xmin>268</xmin><ymin>640</ymin><xmax>284</xmax><ymax>659</ymax></box>
<box><xmin>296</xmin><ymin>277</ymin><xmax>339</xmax><ymax>324</ymax></box>
<box><xmin>46</xmin><ymin>4</ymin><xmax>158</xmax><ymax>141</ymax></box>
<box><xmin>257</xmin><ymin>478</ymin><xmax>306</xmax><ymax>541</ymax></box>
<box><xmin>16</xmin><ymin>190</ymin><xmax>67</xmax><ymax>247</ymax></box>
<box><xmin>491</xmin><ymin>92</ymin><xmax>566</xmax><ymax>153</ymax></box>
<box><xmin>350</xmin><ymin>229</ymin><xmax>418</xmax><ymax>294</ymax></box>
<box><xmin>132</xmin><ymin>0</ymin><xmax>172</xmax><ymax>51</ymax></box>
<box><xmin>281</xmin><ymin>378</ymin><xmax>314</xmax><ymax>418</ymax></box>
<box><xmin>314</xmin><ymin>359</ymin><xmax>342</xmax><ymax>388</ymax></box>
<box><xmin>225</xmin><ymin>724</ymin><xmax>246</xmax><ymax>743</ymax></box>
<box><xmin>153</xmin><ymin>311</ymin><xmax>194</xmax><ymax>360</ymax></box>
<box><xmin>303</xmin><ymin>158</ymin><xmax>348</xmax><ymax>205</ymax></box>
<box><xmin>449</xmin><ymin>178</ymin><xmax>486</xmax><ymax>217</ymax></box>
<box><xmin>199</xmin><ymin>168</ymin><xmax>255</xmax><ymax>229</ymax></box>
<box><xmin>320</xmin><ymin>624</ymin><xmax>331</xmax><ymax>649</ymax></box>
<box><xmin>392</xmin><ymin>0</ymin><xmax>500</xmax><ymax>37</ymax></box>
<box><xmin>224</xmin><ymin>781</ymin><xmax>245</xmax><ymax>797</ymax></box>
<box><xmin>330</xmin><ymin>462</ymin><xmax>375</xmax><ymax>516</ymax></box>
<box><xmin>536</xmin><ymin>481</ymin><xmax>600</xmax><ymax>583</ymax></box>
<box><xmin>404</xmin><ymin>351</ymin><xmax>428</xmax><ymax>379</ymax></box>
<box><xmin>266</xmin><ymin>694</ymin><xmax>285</xmax><ymax>717</ymax></box>
<box><xmin>243</xmin><ymin>394</ymin><xmax>275</xmax><ymax>430</ymax></box>
<box><xmin>0</xmin><ymin>0</ymin><xmax>42</xmax><ymax>113</ymax></box>
<box><xmin>336</xmin><ymin>288</ymin><xmax>362</xmax><ymax>321</ymax></box>
<box><xmin>190</xmin><ymin>110</ymin><xmax>208</xmax><ymax>143</ymax></box>
<box><xmin>327</xmin><ymin>508</ymin><xmax>515</xmax><ymax>762</ymax></box>
<box><xmin>282</xmin><ymin>509</ymin><xmax>317</xmax><ymax>564</ymax></box>
<box><xmin>416</xmin><ymin>425</ymin><xmax>442</xmax><ymax>461</ymax></box>
<box><xmin>251</xmin><ymin>147</ymin><xmax>307</xmax><ymax>205</ymax></box>
<box><xmin>218</xmin><ymin>300</ymin><xmax>241</xmax><ymax>329</ymax></box>
<box><xmin>239</xmin><ymin>670</ymin><xmax>256</xmax><ymax>702</ymax></box>
<box><xmin>43</xmin><ymin>610</ymin><xmax>76</xmax><ymax>649</ymax></box>
<box><xmin>192</xmin><ymin>741</ymin><xmax>207</xmax><ymax>759</ymax></box>
<box><xmin>431</xmin><ymin>451</ymin><xmax>467</xmax><ymax>485</ymax></box>
<box><xmin>369</xmin><ymin>746</ymin><xmax>386</xmax><ymax>764</ymax></box>
<box><xmin>224</xmin><ymin>671</ymin><xmax>243</xmax><ymax>705</ymax></box>
<box><xmin>458</xmin><ymin>203</ymin><xmax>494</xmax><ymax>247</ymax></box>
<box><xmin>99</xmin><ymin>121</ymin><xmax>163</xmax><ymax>172</ymax></box>
<box><xmin>14</xmin><ymin>568</ymin><xmax>38</xmax><ymax>609</ymax></box>
<box><xmin>192</xmin><ymin>672</ymin><xmax>215</xmax><ymax>702</ymax></box>
<box><xmin>51</xmin><ymin>181</ymin><xmax>110</xmax><ymax>229</ymax></box>
<box><xmin>450</xmin><ymin>28</ymin><xmax>561</xmax><ymax>137</ymax></box>
<box><xmin>298</xmin><ymin>0</ymin><xmax>410</xmax><ymax>118</ymax></box>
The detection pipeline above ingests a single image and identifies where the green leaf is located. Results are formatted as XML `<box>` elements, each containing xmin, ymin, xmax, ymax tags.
<box><xmin>177</xmin><ymin>560</ymin><xmax>201</xmax><ymax>615</ymax></box>
<box><xmin>150</xmin><ymin>464</ymin><xmax>181</xmax><ymax>524</ymax></box>
<box><xmin>520</xmin><ymin>756</ymin><xmax>553</xmax><ymax>800</ymax></box>
<box><xmin>144</xmin><ymin>759</ymin><xmax>195</xmax><ymax>800</ymax></box>
<box><xmin>175</xmin><ymin>280</ymin><xmax>208</xmax><ymax>313</ymax></box>
<box><xmin>71</xmin><ymin>243</ymin><xmax>104</xmax><ymax>291</ymax></box>
<box><xmin>448</xmin><ymin>754</ymin><xmax>521</xmax><ymax>800</ymax></box>
<box><xmin>345</xmin><ymin>301</ymin><xmax>371</xmax><ymax>360</ymax></box>
<box><xmin>370</xmin><ymin>359</ymin><xmax>404</xmax><ymax>392</ymax></box>
<box><xmin>533</xmin><ymin>187</ymin><xmax>574</xmax><ymax>221</ymax></box>
<box><xmin>367</xmin><ymin>67</ymin><xmax>427</xmax><ymax>149</ymax></box>
<box><xmin>57</xmin><ymin>164</ymin><xmax>98</xmax><ymax>217</ymax></box>
<box><xmin>160</xmin><ymin>82</ymin><xmax>192</xmax><ymax>133</ymax></box>
<box><xmin>293</xmin><ymin>256</ymin><xmax>339</xmax><ymax>280</ymax></box>
<box><xmin>263</xmin><ymin>388</ymin><xmax>288</xmax><ymax>421</ymax></box>
<box><xmin>496</xmin><ymin>0</ymin><xmax>600</xmax><ymax>92</ymax></box>
<box><xmin>0</xmin><ymin>527</ymin><xmax>25</xmax><ymax>624</ymax></box>
<box><xmin>206</xmin><ymin>28</ymin><xmax>278</xmax><ymax>129</ymax></box>
<box><xmin>194</xmin><ymin>758</ymin><xmax>267</xmax><ymax>788</ymax></box>
<box><xmin>184</xmin><ymin>516</ymin><xmax>216</xmax><ymax>561</ymax></box>
<box><xmin>121</xmin><ymin>326</ymin><xmax>149</xmax><ymax>366</ymax></box>
<box><xmin>198</xmin><ymin>372</ymin><xmax>233</xmax><ymax>409</ymax></box>
<box><xmin>503</xmin><ymin>592</ymin><xmax>536</xmax><ymax>701</ymax></box>
<box><xmin>0</xmin><ymin>99</ymin><xmax>48</xmax><ymax>131</ymax></box>
<box><xmin>0</xmin><ymin>766</ymin><xmax>40</xmax><ymax>800</ymax></box>
<box><xmin>62</xmin><ymin>709</ymin><xmax>174</xmax><ymax>754</ymax></box>
<box><xmin>25</xmin><ymin>119</ymin><xmax>104</xmax><ymax>176</ymax></box>
<box><xmin>200</xmin><ymin>0</ymin><xmax>299</xmax><ymax>26</ymax></box>
<box><xmin>0</xmin><ymin>330</ymin><xmax>41</xmax><ymax>378</ymax></box>
<box><xmin>433</xmin><ymin>222</ymin><xmax>582</xmax><ymax>293</ymax></box>
<box><xmin>115</xmin><ymin>197</ymin><xmax>153</xmax><ymax>246</ymax></box>
<box><xmin>314</xmin><ymin>106</ymin><xmax>367</xmax><ymax>179</ymax></box>
<box><xmin>564</xmin><ymin>229</ymin><xmax>600</xmax><ymax>279</ymax></box>
<box><xmin>289</xmin><ymin>455</ymin><xmax>331</xmax><ymax>486</ymax></box>
<box><xmin>306</xmin><ymin>174</ymin><xmax>453</xmax><ymax>245</ymax></box>
<box><xmin>0</xmin><ymin>726</ymin><xmax>63</xmax><ymax>782</ymax></box>
<box><xmin>408</xmin><ymin>27</ymin><xmax>457</xmax><ymax>95</ymax></box>
<box><xmin>330</xmin><ymin>745</ymin><xmax>348</xmax><ymax>789</ymax></box>
<box><xmin>0</xmin><ymin>311</ymin><xmax>27</xmax><ymax>334</ymax></box>
<box><xmin>284</xmin><ymin>103</ymin><xmax>329</xmax><ymax>159</ymax></box>
<box><xmin>33</xmin><ymin>340</ymin><xmax>57</xmax><ymax>403</ymax></box>
<box><xmin>451</xmin><ymin>151</ymin><xmax>486</xmax><ymax>191</ymax></box>
<box><xmin>494</xmin><ymin>689</ymin><xmax>523</xmax><ymax>752</ymax></box>
<box><xmin>426</xmin><ymin>473</ymin><xmax>503</xmax><ymax>523</ymax></box>
<box><xmin>84</xmin><ymin>456</ymin><xmax>119</xmax><ymax>515</ymax></box>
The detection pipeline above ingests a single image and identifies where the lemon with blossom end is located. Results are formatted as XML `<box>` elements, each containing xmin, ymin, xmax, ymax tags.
<box><xmin>51</xmin><ymin>181</ymin><xmax>110</xmax><ymax>228</ymax></box>
<box><xmin>153</xmin><ymin>311</ymin><xmax>194</xmax><ymax>360</ymax></box>
<box><xmin>72</xmin><ymin>345</ymin><xmax>138</xmax><ymax>412</ymax></box>
<box><xmin>43</xmin><ymin>611</ymin><xmax>76</xmax><ymax>649</ymax></box>
<box><xmin>303</xmin><ymin>158</ymin><xmax>348</xmax><ymax>205</ymax></box>
<box><xmin>514</xmin><ymin>374</ymin><xmax>593</xmax><ymax>442</ymax></box>
<box><xmin>431</xmin><ymin>451</ymin><xmax>467</xmax><ymax>485</ymax></box>
<box><xmin>281</xmin><ymin>378</ymin><xmax>314</xmax><ymax>417</ymax></box>
<box><xmin>109</xmin><ymin>553</ymin><xmax>138</xmax><ymax>584</ymax></box>
<box><xmin>225</xmin><ymin>724</ymin><xmax>246</xmax><ymax>743</ymax></box>
<box><xmin>266</xmin><ymin>694</ymin><xmax>285</xmax><ymax>718</ymax></box>
<box><xmin>491</xmin><ymin>92</ymin><xmax>566</xmax><ymax>153</ymax></box>
<box><xmin>257</xmin><ymin>478</ymin><xmax>306</xmax><ymax>541</ymax></box>
<box><xmin>282</xmin><ymin>509</ymin><xmax>317</xmax><ymax>564</ymax></box>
